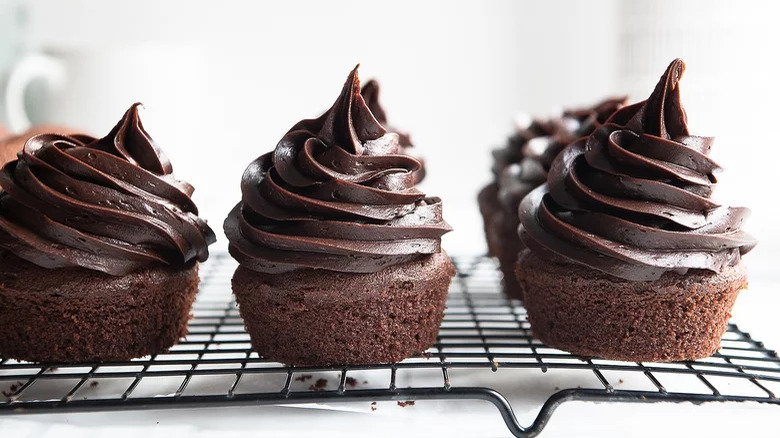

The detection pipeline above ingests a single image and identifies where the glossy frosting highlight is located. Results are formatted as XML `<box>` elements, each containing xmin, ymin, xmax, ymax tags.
<box><xmin>519</xmin><ymin>59</ymin><xmax>757</xmax><ymax>281</ymax></box>
<box><xmin>225</xmin><ymin>65</ymin><xmax>450</xmax><ymax>274</ymax></box>
<box><xmin>0</xmin><ymin>103</ymin><xmax>216</xmax><ymax>276</ymax></box>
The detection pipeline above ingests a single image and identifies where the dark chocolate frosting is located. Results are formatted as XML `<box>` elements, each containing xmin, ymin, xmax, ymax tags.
<box><xmin>225</xmin><ymin>65</ymin><xmax>451</xmax><ymax>274</ymax></box>
<box><xmin>360</xmin><ymin>79</ymin><xmax>425</xmax><ymax>183</ymax></box>
<box><xmin>495</xmin><ymin>97</ymin><xmax>627</xmax><ymax>214</ymax></box>
<box><xmin>492</xmin><ymin>97</ymin><xmax>627</xmax><ymax>178</ymax></box>
<box><xmin>519</xmin><ymin>59</ymin><xmax>757</xmax><ymax>281</ymax></box>
<box><xmin>0</xmin><ymin>103</ymin><xmax>216</xmax><ymax>276</ymax></box>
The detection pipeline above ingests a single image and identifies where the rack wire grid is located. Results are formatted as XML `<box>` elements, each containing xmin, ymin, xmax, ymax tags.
<box><xmin>1</xmin><ymin>254</ymin><xmax>779</xmax><ymax>437</ymax></box>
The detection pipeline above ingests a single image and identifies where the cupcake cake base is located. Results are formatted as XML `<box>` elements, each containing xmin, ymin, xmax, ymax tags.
<box><xmin>232</xmin><ymin>251</ymin><xmax>455</xmax><ymax>366</ymax></box>
<box><xmin>477</xmin><ymin>182</ymin><xmax>502</xmax><ymax>258</ymax></box>
<box><xmin>516</xmin><ymin>249</ymin><xmax>747</xmax><ymax>362</ymax></box>
<box><xmin>477</xmin><ymin>183</ymin><xmax>524</xmax><ymax>300</ymax></box>
<box><xmin>0</xmin><ymin>250</ymin><xmax>199</xmax><ymax>363</ymax></box>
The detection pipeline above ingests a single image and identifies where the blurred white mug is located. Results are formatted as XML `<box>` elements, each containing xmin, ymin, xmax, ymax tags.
<box><xmin>3</xmin><ymin>44</ymin><xmax>207</xmax><ymax>137</ymax></box>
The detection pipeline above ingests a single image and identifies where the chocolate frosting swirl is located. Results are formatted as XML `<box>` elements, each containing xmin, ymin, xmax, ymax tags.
<box><xmin>495</xmin><ymin>97</ymin><xmax>626</xmax><ymax>214</ymax></box>
<box><xmin>225</xmin><ymin>65</ymin><xmax>451</xmax><ymax>274</ymax></box>
<box><xmin>492</xmin><ymin>97</ymin><xmax>627</xmax><ymax>178</ymax></box>
<box><xmin>0</xmin><ymin>103</ymin><xmax>216</xmax><ymax>276</ymax></box>
<box><xmin>519</xmin><ymin>59</ymin><xmax>757</xmax><ymax>281</ymax></box>
<box><xmin>360</xmin><ymin>79</ymin><xmax>426</xmax><ymax>183</ymax></box>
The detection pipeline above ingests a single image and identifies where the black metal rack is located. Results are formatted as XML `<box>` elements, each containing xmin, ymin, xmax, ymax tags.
<box><xmin>1</xmin><ymin>254</ymin><xmax>779</xmax><ymax>437</ymax></box>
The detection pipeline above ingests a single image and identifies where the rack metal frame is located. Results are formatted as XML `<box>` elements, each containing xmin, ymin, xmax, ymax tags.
<box><xmin>2</xmin><ymin>255</ymin><xmax>778</xmax><ymax>437</ymax></box>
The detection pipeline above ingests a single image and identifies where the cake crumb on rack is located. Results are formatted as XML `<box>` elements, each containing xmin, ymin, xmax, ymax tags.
<box><xmin>309</xmin><ymin>378</ymin><xmax>328</xmax><ymax>391</ymax></box>
<box><xmin>2</xmin><ymin>381</ymin><xmax>23</xmax><ymax>398</ymax></box>
<box><xmin>397</xmin><ymin>401</ymin><xmax>415</xmax><ymax>407</ymax></box>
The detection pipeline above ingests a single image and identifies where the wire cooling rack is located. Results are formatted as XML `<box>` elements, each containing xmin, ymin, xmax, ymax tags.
<box><xmin>1</xmin><ymin>254</ymin><xmax>779</xmax><ymax>437</ymax></box>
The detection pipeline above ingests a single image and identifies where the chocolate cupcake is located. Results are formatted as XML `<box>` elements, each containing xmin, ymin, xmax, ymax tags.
<box><xmin>361</xmin><ymin>79</ymin><xmax>426</xmax><ymax>184</ymax></box>
<box><xmin>0</xmin><ymin>104</ymin><xmax>216</xmax><ymax>363</ymax></box>
<box><xmin>225</xmin><ymin>65</ymin><xmax>454</xmax><ymax>366</ymax></box>
<box><xmin>478</xmin><ymin>97</ymin><xmax>625</xmax><ymax>299</ymax></box>
<box><xmin>517</xmin><ymin>59</ymin><xmax>757</xmax><ymax>362</ymax></box>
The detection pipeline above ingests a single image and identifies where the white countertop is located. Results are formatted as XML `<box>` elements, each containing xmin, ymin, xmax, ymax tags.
<box><xmin>3</xmin><ymin>398</ymin><xmax>778</xmax><ymax>437</ymax></box>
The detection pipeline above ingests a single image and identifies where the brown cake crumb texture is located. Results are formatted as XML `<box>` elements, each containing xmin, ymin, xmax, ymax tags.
<box><xmin>397</xmin><ymin>401</ymin><xmax>415</xmax><ymax>407</ymax></box>
<box><xmin>516</xmin><ymin>249</ymin><xmax>748</xmax><ymax>362</ymax></box>
<box><xmin>478</xmin><ymin>183</ymin><xmax>524</xmax><ymax>299</ymax></box>
<box><xmin>0</xmin><ymin>250</ymin><xmax>199</xmax><ymax>363</ymax></box>
<box><xmin>345</xmin><ymin>377</ymin><xmax>358</xmax><ymax>387</ymax></box>
<box><xmin>232</xmin><ymin>251</ymin><xmax>455</xmax><ymax>366</ymax></box>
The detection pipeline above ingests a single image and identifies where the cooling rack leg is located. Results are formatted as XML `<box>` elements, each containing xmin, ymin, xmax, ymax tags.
<box><xmin>370</xmin><ymin>387</ymin><xmax>543</xmax><ymax>438</ymax></box>
<box><xmin>450</xmin><ymin>388</ymin><xmax>536</xmax><ymax>438</ymax></box>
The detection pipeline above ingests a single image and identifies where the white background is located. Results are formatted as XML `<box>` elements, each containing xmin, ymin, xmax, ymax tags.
<box><xmin>3</xmin><ymin>0</ymin><xmax>780</xmax><ymax>436</ymax></box>
<box><xmin>18</xmin><ymin>0</ymin><xmax>779</xmax><ymax>263</ymax></box>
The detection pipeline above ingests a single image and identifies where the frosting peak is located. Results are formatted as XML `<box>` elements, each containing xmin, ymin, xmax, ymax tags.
<box><xmin>225</xmin><ymin>65</ymin><xmax>450</xmax><ymax>274</ymax></box>
<box><xmin>315</xmin><ymin>65</ymin><xmax>385</xmax><ymax>155</ymax></box>
<box><xmin>0</xmin><ymin>104</ymin><xmax>216</xmax><ymax>276</ymax></box>
<box><xmin>93</xmin><ymin>103</ymin><xmax>174</xmax><ymax>175</ymax></box>
<box><xmin>519</xmin><ymin>59</ymin><xmax>757</xmax><ymax>281</ymax></box>
<box><xmin>624</xmin><ymin>58</ymin><xmax>688</xmax><ymax>139</ymax></box>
